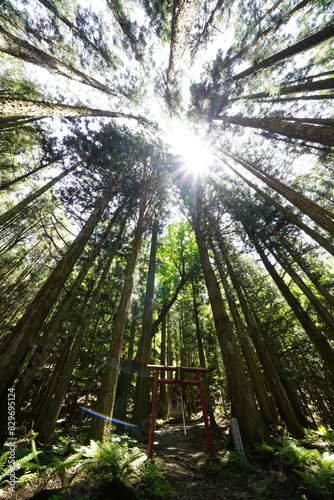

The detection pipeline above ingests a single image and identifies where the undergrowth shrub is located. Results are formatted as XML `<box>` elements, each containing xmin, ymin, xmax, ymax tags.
<box><xmin>136</xmin><ymin>459</ymin><xmax>175</xmax><ymax>499</ymax></box>
<box><xmin>0</xmin><ymin>434</ymin><xmax>42</xmax><ymax>492</ymax></box>
<box><xmin>256</xmin><ymin>428</ymin><xmax>334</xmax><ymax>494</ymax></box>
<box><xmin>0</xmin><ymin>434</ymin><xmax>143</xmax><ymax>496</ymax></box>
<box><xmin>77</xmin><ymin>439</ymin><xmax>142</xmax><ymax>481</ymax></box>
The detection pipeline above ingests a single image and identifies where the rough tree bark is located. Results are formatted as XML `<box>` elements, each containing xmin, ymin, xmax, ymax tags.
<box><xmin>222</xmin><ymin>158</ymin><xmax>334</xmax><ymax>257</ymax></box>
<box><xmin>35</xmin><ymin>231</ymin><xmax>121</xmax><ymax>444</ymax></box>
<box><xmin>167</xmin><ymin>0</ymin><xmax>201</xmax><ymax>94</ymax></box>
<box><xmin>232</xmin><ymin>21</ymin><xmax>334</xmax><ymax>81</ymax></box>
<box><xmin>212</xmin><ymin>244</ymin><xmax>277</xmax><ymax>426</ymax></box>
<box><xmin>88</xmin><ymin>201</ymin><xmax>151</xmax><ymax>442</ymax></box>
<box><xmin>0</xmin><ymin>97</ymin><xmax>150</xmax><ymax>127</ymax></box>
<box><xmin>0</xmin><ymin>190</ymin><xmax>113</xmax><ymax>396</ymax></box>
<box><xmin>0</xmin><ymin>26</ymin><xmax>123</xmax><ymax>97</ymax></box>
<box><xmin>218</xmin><ymin>240</ymin><xmax>306</xmax><ymax>437</ymax></box>
<box><xmin>0</xmin><ymin>154</ymin><xmax>92</xmax><ymax>227</ymax></box>
<box><xmin>215</xmin><ymin>115</ymin><xmax>334</xmax><ymax>146</ymax></box>
<box><xmin>132</xmin><ymin>219</ymin><xmax>159</xmax><ymax>427</ymax></box>
<box><xmin>188</xmin><ymin>183</ymin><xmax>268</xmax><ymax>447</ymax></box>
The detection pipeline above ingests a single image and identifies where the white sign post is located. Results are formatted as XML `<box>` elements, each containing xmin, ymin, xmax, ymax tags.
<box><xmin>230</xmin><ymin>418</ymin><xmax>247</xmax><ymax>467</ymax></box>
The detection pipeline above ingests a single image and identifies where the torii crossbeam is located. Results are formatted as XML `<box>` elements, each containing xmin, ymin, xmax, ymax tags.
<box><xmin>147</xmin><ymin>365</ymin><xmax>215</xmax><ymax>458</ymax></box>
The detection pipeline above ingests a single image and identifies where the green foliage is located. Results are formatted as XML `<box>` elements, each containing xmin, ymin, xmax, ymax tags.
<box><xmin>219</xmin><ymin>450</ymin><xmax>245</xmax><ymax>477</ymax></box>
<box><xmin>255</xmin><ymin>441</ymin><xmax>277</xmax><ymax>460</ymax></box>
<box><xmin>256</xmin><ymin>435</ymin><xmax>334</xmax><ymax>494</ymax></box>
<box><xmin>295</xmin><ymin>460</ymin><xmax>334</xmax><ymax>492</ymax></box>
<box><xmin>42</xmin><ymin>436</ymin><xmax>143</xmax><ymax>489</ymax></box>
<box><xmin>311</xmin><ymin>425</ymin><xmax>334</xmax><ymax>446</ymax></box>
<box><xmin>140</xmin><ymin>0</ymin><xmax>172</xmax><ymax>41</ymax></box>
<box><xmin>0</xmin><ymin>434</ymin><xmax>144</xmax><ymax>497</ymax></box>
<box><xmin>290</xmin><ymin>444</ymin><xmax>334</xmax><ymax>492</ymax></box>
<box><xmin>48</xmin><ymin>452</ymin><xmax>85</xmax><ymax>489</ymax></box>
<box><xmin>0</xmin><ymin>436</ymin><xmax>42</xmax><ymax>488</ymax></box>
<box><xmin>77</xmin><ymin>439</ymin><xmax>142</xmax><ymax>482</ymax></box>
<box><xmin>207</xmin><ymin>463</ymin><xmax>224</xmax><ymax>478</ymax></box>
<box><xmin>0</xmin><ymin>68</ymin><xmax>45</xmax><ymax>100</ymax></box>
<box><xmin>155</xmin><ymin>221</ymin><xmax>200</xmax><ymax>304</ymax></box>
<box><xmin>136</xmin><ymin>459</ymin><xmax>175</xmax><ymax>499</ymax></box>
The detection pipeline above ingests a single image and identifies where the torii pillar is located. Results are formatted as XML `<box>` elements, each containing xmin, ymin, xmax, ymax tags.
<box><xmin>147</xmin><ymin>365</ymin><xmax>215</xmax><ymax>459</ymax></box>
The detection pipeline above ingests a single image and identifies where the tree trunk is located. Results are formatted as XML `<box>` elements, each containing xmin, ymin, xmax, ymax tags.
<box><xmin>191</xmin><ymin>204</ymin><xmax>268</xmax><ymax>447</ymax></box>
<box><xmin>242</xmin><ymin>94</ymin><xmax>334</xmax><ymax>105</ymax></box>
<box><xmin>0</xmin><ymin>97</ymin><xmax>149</xmax><ymax>125</ymax></box>
<box><xmin>223</xmin><ymin>0</ymin><xmax>313</xmax><ymax>70</ymax></box>
<box><xmin>223</xmin><ymin>250</ymin><xmax>306</xmax><ymax>437</ymax></box>
<box><xmin>0</xmin><ymin>155</ymin><xmax>62</xmax><ymax>190</ymax></box>
<box><xmin>216</xmin><ymin>115</ymin><xmax>334</xmax><ymax>146</ymax></box>
<box><xmin>150</xmin><ymin>272</ymin><xmax>188</xmax><ymax>338</ymax></box>
<box><xmin>233</xmin><ymin>78</ymin><xmax>334</xmax><ymax>101</ymax></box>
<box><xmin>37</xmin><ymin>0</ymin><xmax>115</xmax><ymax>66</ymax></box>
<box><xmin>249</xmin><ymin>236</ymin><xmax>334</xmax><ymax>378</ymax></box>
<box><xmin>106</xmin><ymin>0</ymin><xmax>142</xmax><ymax>60</ymax></box>
<box><xmin>191</xmin><ymin>280</ymin><xmax>217</xmax><ymax>428</ymax></box>
<box><xmin>0</xmin><ymin>190</ymin><xmax>113</xmax><ymax>396</ymax></box>
<box><xmin>222</xmin><ymin>157</ymin><xmax>334</xmax><ymax>257</ymax></box>
<box><xmin>213</xmin><ymin>246</ymin><xmax>277</xmax><ymax>426</ymax></box>
<box><xmin>113</xmin><ymin>302</ymin><xmax>140</xmax><ymax>423</ymax></box>
<box><xmin>0</xmin><ymin>27</ymin><xmax>122</xmax><ymax>97</ymax></box>
<box><xmin>35</xmin><ymin>238</ymin><xmax>119</xmax><ymax>444</ymax></box>
<box><xmin>283</xmin><ymin>244</ymin><xmax>334</xmax><ymax>309</ymax></box>
<box><xmin>265</xmin><ymin>242</ymin><xmax>334</xmax><ymax>335</ymax></box>
<box><xmin>88</xmin><ymin>212</ymin><xmax>147</xmax><ymax>442</ymax></box>
<box><xmin>13</xmin><ymin>207</ymin><xmax>127</xmax><ymax>412</ymax></box>
<box><xmin>232</xmin><ymin>21</ymin><xmax>334</xmax><ymax>80</ymax></box>
<box><xmin>167</xmin><ymin>0</ymin><xmax>202</xmax><ymax>93</ymax></box>
<box><xmin>157</xmin><ymin>315</ymin><xmax>169</xmax><ymax>419</ymax></box>
<box><xmin>132</xmin><ymin>219</ymin><xmax>159</xmax><ymax>427</ymax></box>
<box><xmin>225</xmin><ymin>151</ymin><xmax>334</xmax><ymax>235</ymax></box>
<box><xmin>0</xmin><ymin>154</ymin><xmax>91</xmax><ymax>227</ymax></box>
<box><xmin>191</xmin><ymin>0</ymin><xmax>227</xmax><ymax>56</ymax></box>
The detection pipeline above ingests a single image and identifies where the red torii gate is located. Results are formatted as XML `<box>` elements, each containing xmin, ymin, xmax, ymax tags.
<box><xmin>147</xmin><ymin>365</ymin><xmax>215</xmax><ymax>459</ymax></box>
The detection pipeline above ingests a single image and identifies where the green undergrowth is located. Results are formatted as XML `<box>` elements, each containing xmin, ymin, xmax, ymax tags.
<box><xmin>135</xmin><ymin>460</ymin><xmax>175</xmax><ymax>499</ymax></box>
<box><xmin>204</xmin><ymin>426</ymin><xmax>334</xmax><ymax>499</ymax></box>
<box><xmin>0</xmin><ymin>432</ymin><xmax>175</xmax><ymax>499</ymax></box>
<box><xmin>1</xmin><ymin>426</ymin><xmax>333</xmax><ymax>498</ymax></box>
<box><xmin>255</xmin><ymin>432</ymin><xmax>334</xmax><ymax>494</ymax></box>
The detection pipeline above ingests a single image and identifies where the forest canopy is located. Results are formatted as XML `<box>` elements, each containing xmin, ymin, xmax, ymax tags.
<box><xmin>0</xmin><ymin>0</ymin><xmax>334</xmax><ymax>465</ymax></box>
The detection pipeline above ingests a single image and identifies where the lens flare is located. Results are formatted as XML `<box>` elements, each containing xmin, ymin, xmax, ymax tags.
<box><xmin>79</xmin><ymin>406</ymin><xmax>138</xmax><ymax>428</ymax></box>
<box><xmin>96</xmin><ymin>355</ymin><xmax>151</xmax><ymax>376</ymax></box>
<box><xmin>164</xmin><ymin>124</ymin><xmax>214</xmax><ymax>178</ymax></box>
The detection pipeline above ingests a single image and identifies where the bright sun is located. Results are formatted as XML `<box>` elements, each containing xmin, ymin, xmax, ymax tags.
<box><xmin>164</xmin><ymin>124</ymin><xmax>214</xmax><ymax>177</ymax></box>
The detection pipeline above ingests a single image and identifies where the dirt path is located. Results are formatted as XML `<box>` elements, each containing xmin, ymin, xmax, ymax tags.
<box><xmin>152</xmin><ymin>419</ymin><xmax>251</xmax><ymax>499</ymax></box>
<box><xmin>151</xmin><ymin>419</ymin><xmax>327</xmax><ymax>500</ymax></box>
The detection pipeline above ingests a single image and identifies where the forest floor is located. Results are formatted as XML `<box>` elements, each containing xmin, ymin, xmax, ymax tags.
<box><xmin>2</xmin><ymin>416</ymin><xmax>333</xmax><ymax>499</ymax></box>
<box><xmin>149</xmin><ymin>417</ymin><xmax>330</xmax><ymax>500</ymax></box>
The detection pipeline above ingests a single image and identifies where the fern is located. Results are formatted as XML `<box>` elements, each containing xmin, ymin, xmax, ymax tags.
<box><xmin>48</xmin><ymin>452</ymin><xmax>85</xmax><ymax>488</ymax></box>
<box><xmin>256</xmin><ymin>438</ymin><xmax>334</xmax><ymax>492</ymax></box>
<box><xmin>0</xmin><ymin>452</ymin><xmax>10</xmax><ymax>473</ymax></box>
<box><xmin>286</xmin><ymin>443</ymin><xmax>334</xmax><ymax>492</ymax></box>
<box><xmin>293</xmin><ymin>468</ymin><xmax>324</xmax><ymax>491</ymax></box>
<box><xmin>16</xmin><ymin>472</ymin><xmax>39</xmax><ymax>484</ymax></box>
<box><xmin>77</xmin><ymin>439</ymin><xmax>142</xmax><ymax>481</ymax></box>
<box><xmin>279</xmin><ymin>443</ymin><xmax>319</xmax><ymax>466</ymax></box>
<box><xmin>255</xmin><ymin>442</ymin><xmax>277</xmax><ymax>459</ymax></box>
<box><xmin>136</xmin><ymin>460</ymin><xmax>175</xmax><ymax>499</ymax></box>
<box><xmin>0</xmin><ymin>450</ymin><xmax>42</xmax><ymax>484</ymax></box>
<box><xmin>47</xmin><ymin>439</ymin><xmax>143</xmax><ymax>488</ymax></box>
